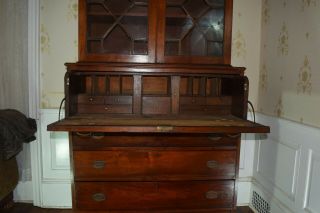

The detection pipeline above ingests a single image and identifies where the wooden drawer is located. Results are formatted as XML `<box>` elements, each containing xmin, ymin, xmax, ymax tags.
<box><xmin>75</xmin><ymin>181</ymin><xmax>235</xmax><ymax>211</ymax></box>
<box><xmin>105</xmin><ymin>96</ymin><xmax>132</xmax><ymax>105</ymax></box>
<box><xmin>77</xmin><ymin>95</ymin><xmax>105</xmax><ymax>105</ymax></box>
<box><xmin>77</xmin><ymin>104</ymin><xmax>132</xmax><ymax>114</ymax></box>
<box><xmin>72</xmin><ymin>133</ymin><xmax>239</xmax><ymax>150</ymax></box>
<box><xmin>142</xmin><ymin>96</ymin><xmax>171</xmax><ymax>115</ymax></box>
<box><xmin>73</xmin><ymin>150</ymin><xmax>236</xmax><ymax>180</ymax></box>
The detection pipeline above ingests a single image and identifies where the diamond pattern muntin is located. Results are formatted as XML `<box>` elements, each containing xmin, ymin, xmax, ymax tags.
<box><xmin>166</xmin><ymin>6</ymin><xmax>193</xmax><ymax>40</ymax></box>
<box><xmin>103</xmin><ymin>25</ymin><xmax>131</xmax><ymax>54</ymax></box>
<box><xmin>206</xmin><ymin>0</ymin><xmax>224</xmax><ymax>7</ymax></box>
<box><xmin>198</xmin><ymin>9</ymin><xmax>224</xmax><ymax>41</ymax></box>
<box><xmin>167</xmin><ymin>0</ymin><xmax>186</xmax><ymax>5</ymax></box>
<box><xmin>87</xmin><ymin>0</ymin><xmax>149</xmax><ymax>55</ymax></box>
<box><xmin>120</xmin><ymin>5</ymin><xmax>148</xmax><ymax>40</ymax></box>
<box><xmin>165</xmin><ymin>0</ymin><xmax>225</xmax><ymax>56</ymax></box>
<box><xmin>183</xmin><ymin>0</ymin><xmax>209</xmax><ymax>19</ymax></box>
<box><xmin>104</xmin><ymin>0</ymin><xmax>133</xmax><ymax>17</ymax></box>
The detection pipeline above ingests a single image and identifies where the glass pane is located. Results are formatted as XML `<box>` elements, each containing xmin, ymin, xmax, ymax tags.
<box><xmin>165</xmin><ymin>0</ymin><xmax>225</xmax><ymax>56</ymax></box>
<box><xmin>103</xmin><ymin>25</ymin><xmax>131</xmax><ymax>54</ymax></box>
<box><xmin>86</xmin><ymin>0</ymin><xmax>149</xmax><ymax>55</ymax></box>
<box><xmin>181</xmin><ymin>28</ymin><xmax>206</xmax><ymax>56</ymax></box>
<box><xmin>199</xmin><ymin>9</ymin><xmax>224</xmax><ymax>41</ymax></box>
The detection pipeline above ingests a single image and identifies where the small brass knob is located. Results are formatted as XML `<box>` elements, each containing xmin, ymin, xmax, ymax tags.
<box><xmin>207</xmin><ymin>160</ymin><xmax>218</xmax><ymax>169</ymax></box>
<box><xmin>75</xmin><ymin>132</ymin><xmax>91</xmax><ymax>137</ymax></box>
<box><xmin>93</xmin><ymin>160</ymin><xmax>106</xmax><ymax>169</ymax></box>
<box><xmin>206</xmin><ymin>191</ymin><xmax>218</xmax><ymax>199</ymax></box>
<box><xmin>156</xmin><ymin>126</ymin><xmax>173</xmax><ymax>132</ymax></box>
<box><xmin>92</xmin><ymin>193</ymin><xmax>106</xmax><ymax>202</ymax></box>
<box><xmin>92</xmin><ymin>132</ymin><xmax>104</xmax><ymax>139</ymax></box>
<box><xmin>208</xmin><ymin>136</ymin><xmax>222</xmax><ymax>141</ymax></box>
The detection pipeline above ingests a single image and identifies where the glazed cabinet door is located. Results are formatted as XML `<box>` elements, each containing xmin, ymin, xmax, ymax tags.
<box><xmin>157</xmin><ymin>0</ymin><xmax>233</xmax><ymax>64</ymax></box>
<box><xmin>79</xmin><ymin>0</ymin><xmax>157</xmax><ymax>63</ymax></box>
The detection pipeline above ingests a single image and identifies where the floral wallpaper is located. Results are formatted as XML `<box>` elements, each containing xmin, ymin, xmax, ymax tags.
<box><xmin>231</xmin><ymin>0</ymin><xmax>263</xmax><ymax>108</ymax></box>
<box><xmin>258</xmin><ymin>0</ymin><xmax>320</xmax><ymax>127</ymax></box>
<box><xmin>40</xmin><ymin>0</ymin><xmax>78</xmax><ymax>108</ymax></box>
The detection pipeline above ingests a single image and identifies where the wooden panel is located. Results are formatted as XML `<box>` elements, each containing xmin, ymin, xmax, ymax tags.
<box><xmin>109</xmin><ymin>76</ymin><xmax>121</xmax><ymax>95</ymax></box>
<box><xmin>72</xmin><ymin>134</ymin><xmax>238</xmax><ymax>150</ymax></box>
<box><xmin>142</xmin><ymin>96</ymin><xmax>171</xmax><ymax>115</ymax></box>
<box><xmin>121</xmin><ymin>76</ymin><xmax>133</xmax><ymax>95</ymax></box>
<box><xmin>75</xmin><ymin>181</ymin><xmax>235</xmax><ymax>211</ymax></box>
<box><xmin>73</xmin><ymin>150</ymin><xmax>236</xmax><ymax>180</ymax></box>
<box><xmin>142</xmin><ymin>76</ymin><xmax>169</xmax><ymax>95</ymax></box>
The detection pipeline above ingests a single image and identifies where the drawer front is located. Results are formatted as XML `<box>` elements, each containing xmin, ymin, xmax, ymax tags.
<box><xmin>75</xmin><ymin>181</ymin><xmax>235</xmax><ymax>211</ymax></box>
<box><xmin>72</xmin><ymin>133</ymin><xmax>239</xmax><ymax>150</ymax></box>
<box><xmin>77</xmin><ymin>104</ymin><xmax>132</xmax><ymax>114</ymax></box>
<box><xmin>73</xmin><ymin>150</ymin><xmax>236</xmax><ymax>180</ymax></box>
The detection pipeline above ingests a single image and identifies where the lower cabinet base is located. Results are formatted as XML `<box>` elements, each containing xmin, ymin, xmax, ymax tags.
<box><xmin>70</xmin><ymin>134</ymin><xmax>242</xmax><ymax>212</ymax></box>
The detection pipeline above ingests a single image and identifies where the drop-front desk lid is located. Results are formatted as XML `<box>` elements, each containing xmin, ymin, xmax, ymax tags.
<box><xmin>47</xmin><ymin>114</ymin><xmax>270</xmax><ymax>134</ymax></box>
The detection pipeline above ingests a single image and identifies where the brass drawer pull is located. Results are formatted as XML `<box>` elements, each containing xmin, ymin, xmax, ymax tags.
<box><xmin>227</xmin><ymin>133</ymin><xmax>241</xmax><ymax>138</ymax></box>
<box><xmin>156</xmin><ymin>126</ymin><xmax>173</xmax><ymax>132</ymax></box>
<box><xmin>92</xmin><ymin>193</ymin><xmax>106</xmax><ymax>202</ymax></box>
<box><xmin>93</xmin><ymin>160</ymin><xmax>106</xmax><ymax>169</ymax></box>
<box><xmin>75</xmin><ymin>132</ymin><xmax>91</xmax><ymax>137</ymax></box>
<box><xmin>206</xmin><ymin>191</ymin><xmax>219</xmax><ymax>199</ymax></box>
<box><xmin>208</xmin><ymin>136</ymin><xmax>222</xmax><ymax>141</ymax></box>
<box><xmin>92</xmin><ymin>132</ymin><xmax>104</xmax><ymax>140</ymax></box>
<box><xmin>207</xmin><ymin>160</ymin><xmax>218</xmax><ymax>169</ymax></box>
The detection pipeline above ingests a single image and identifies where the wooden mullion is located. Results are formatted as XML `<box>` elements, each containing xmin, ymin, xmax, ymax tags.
<box><xmin>171</xmin><ymin>76</ymin><xmax>180</xmax><ymax>114</ymax></box>
<box><xmin>91</xmin><ymin>75</ymin><xmax>96</xmax><ymax>95</ymax></box>
<box><xmin>211</xmin><ymin>78</ymin><xmax>221</xmax><ymax>97</ymax></box>
<box><xmin>133</xmin><ymin>75</ymin><xmax>142</xmax><ymax>115</ymax></box>
<box><xmin>187</xmin><ymin>77</ymin><xmax>193</xmax><ymax>96</ymax></box>
<box><xmin>199</xmin><ymin>77</ymin><xmax>207</xmax><ymax>96</ymax></box>
<box><xmin>105</xmin><ymin>75</ymin><xmax>110</xmax><ymax>95</ymax></box>
<box><xmin>119</xmin><ymin>75</ymin><xmax>123</xmax><ymax>95</ymax></box>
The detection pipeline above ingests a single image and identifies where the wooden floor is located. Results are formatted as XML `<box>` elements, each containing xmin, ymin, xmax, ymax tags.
<box><xmin>1</xmin><ymin>203</ymin><xmax>254</xmax><ymax>213</ymax></box>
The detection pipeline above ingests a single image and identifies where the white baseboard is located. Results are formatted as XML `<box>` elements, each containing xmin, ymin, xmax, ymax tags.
<box><xmin>41</xmin><ymin>182</ymin><xmax>72</xmax><ymax>208</ymax></box>
<box><xmin>13</xmin><ymin>181</ymin><xmax>33</xmax><ymax>203</ymax></box>
<box><xmin>237</xmin><ymin>179</ymin><xmax>253</xmax><ymax>206</ymax></box>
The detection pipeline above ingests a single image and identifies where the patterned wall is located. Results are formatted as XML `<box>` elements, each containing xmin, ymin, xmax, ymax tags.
<box><xmin>39</xmin><ymin>0</ymin><xmax>262</xmax><ymax>111</ymax></box>
<box><xmin>40</xmin><ymin>0</ymin><xmax>78</xmax><ymax>108</ymax></box>
<box><xmin>258</xmin><ymin>0</ymin><xmax>320</xmax><ymax>127</ymax></box>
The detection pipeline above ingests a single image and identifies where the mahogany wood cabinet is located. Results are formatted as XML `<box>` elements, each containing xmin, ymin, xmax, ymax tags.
<box><xmin>48</xmin><ymin>0</ymin><xmax>269</xmax><ymax>212</ymax></box>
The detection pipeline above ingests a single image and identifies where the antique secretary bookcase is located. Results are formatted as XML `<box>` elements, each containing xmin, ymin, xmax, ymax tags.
<box><xmin>48</xmin><ymin>0</ymin><xmax>270</xmax><ymax>212</ymax></box>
